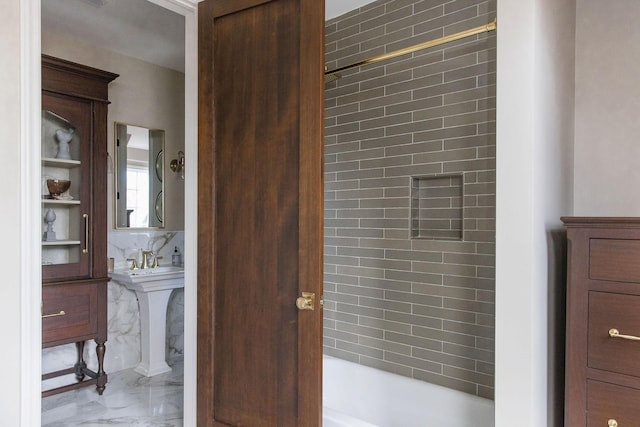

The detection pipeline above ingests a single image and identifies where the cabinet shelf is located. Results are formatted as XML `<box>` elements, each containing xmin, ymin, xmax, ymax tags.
<box><xmin>42</xmin><ymin>199</ymin><xmax>81</xmax><ymax>205</ymax></box>
<box><xmin>42</xmin><ymin>240</ymin><xmax>81</xmax><ymax>246</ymax></box>
<box><xmin>42</xmin><ymin>157</ymin><xmax>81</xmax><ymax>168</ymax></box>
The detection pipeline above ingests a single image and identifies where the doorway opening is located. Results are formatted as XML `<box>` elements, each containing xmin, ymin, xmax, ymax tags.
<box><xmin>38</xmin><ymin>0</ymin><xmax>198</xmax><ymax>425</ymax></box>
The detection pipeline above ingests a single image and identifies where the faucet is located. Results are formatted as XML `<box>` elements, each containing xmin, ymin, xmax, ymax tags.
<box><xmin>126</xmin><ymin>257</ymin><xmax>139</xmax><ymax>270</ymax></box>
<box><xmin>152</xmin><ymin>255</ymin><xmax>163</xmax><ymax>268</ymax></box>
<box><xmin>141</xmin><ymin>250</ymin><xmax>154</xmax><ymax>269</ymax></box>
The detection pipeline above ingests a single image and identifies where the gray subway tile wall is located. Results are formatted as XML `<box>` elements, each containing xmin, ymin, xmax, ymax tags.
<box><xmin>324</xmin><ymin>0</ymin><xmax>496</xmax><ymax>399</ymax></box>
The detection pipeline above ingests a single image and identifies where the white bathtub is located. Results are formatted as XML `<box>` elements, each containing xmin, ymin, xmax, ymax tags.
<box><xmin>322</xmin><ymin>356</ymin><xmax>494</xmax><ymax>427</ymax></box>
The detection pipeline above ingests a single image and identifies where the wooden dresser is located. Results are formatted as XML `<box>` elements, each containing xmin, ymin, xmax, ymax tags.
<box><xmin>563</xmin><ymin>217</ymin><xmax>640</xmax><ymax>426</ymax></box>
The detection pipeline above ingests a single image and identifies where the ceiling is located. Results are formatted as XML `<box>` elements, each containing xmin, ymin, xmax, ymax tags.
<box><xmin>41</xmin><ymin>0</ymin><xmax>377</xmax><ymax>73</ymax></box>
<box><xmin>42</xmin><ymin>0</ymin><xmax>186</xmax><ymax>71</ymax></box>
<box><xmin>326</xmin><ymin>0</ymin><xmax>377</xmax><ymax>20</ymax></box>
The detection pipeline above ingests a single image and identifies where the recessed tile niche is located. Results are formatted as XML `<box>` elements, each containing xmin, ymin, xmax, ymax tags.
<box><xmin>411</xmin><ymin>174</ymin><xmax>463</xmax><ymax>240</ymax></box>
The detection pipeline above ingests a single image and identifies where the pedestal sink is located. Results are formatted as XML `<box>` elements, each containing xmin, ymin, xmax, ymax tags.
<box><xmin>110</xmin><ymin>266</ymin><xmax>184</xmax><ymax>377</ymax></box>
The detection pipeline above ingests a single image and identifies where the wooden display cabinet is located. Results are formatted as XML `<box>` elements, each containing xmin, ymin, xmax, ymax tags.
<box><xmin>41</xmin><ymin>55</ymin><xmax>118</xmax><ymax>397</ymax></box>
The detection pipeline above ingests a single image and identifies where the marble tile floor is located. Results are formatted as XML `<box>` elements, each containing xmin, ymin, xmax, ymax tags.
<box><xmin>42</xmin><ymin>359</ymin><xmax>184</xmax><ymax>427</ymax></box>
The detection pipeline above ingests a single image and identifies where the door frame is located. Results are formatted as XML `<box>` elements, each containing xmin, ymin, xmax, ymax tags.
<box><xmin>20</xmin><ymin>0</ymin><xmax>200</xmax><ymax>425</ymax></box>
<box><xmin>20</xmin><ymin>1</ymin><xmax>565</xmax><ymax>426</ymax></box>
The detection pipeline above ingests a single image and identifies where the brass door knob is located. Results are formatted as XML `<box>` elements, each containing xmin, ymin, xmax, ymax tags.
<box><xmin>296</xmin><ymin>292</ymin><xmax>315</xmax><ymax>311</ymax></box>
<box><xmin>608</xmin><ymin>420</ymin><xmax>618</xmax><ymax>427</ymax></box>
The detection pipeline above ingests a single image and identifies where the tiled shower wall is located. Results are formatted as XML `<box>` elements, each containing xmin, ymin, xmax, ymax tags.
<box><xmin>323</xmin><ymin>0</ymin><xmax>496</xmax><ymax>399</ymax></box>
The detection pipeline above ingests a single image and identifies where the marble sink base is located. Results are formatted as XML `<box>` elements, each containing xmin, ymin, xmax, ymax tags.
<box><xmin>42</xmin><ymin>359</ymin><xmax>184</xmax><ymax>427</ymax></box>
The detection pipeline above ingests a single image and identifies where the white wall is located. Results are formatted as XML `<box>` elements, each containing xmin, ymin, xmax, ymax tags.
<box><xmin>41</xmin><ymin>31</ymin><xmax>186</xmax><ymax>231</ymax></box>
<box><xmin>574</xmin><ymin>0</ymin><xmax>640</xmax><ymax>215</ymax></box>
<box><xmin>534</xmin><ymin>1</ymin><xmax>576</xmax><ymax>425</ymax></box>
<box><xmin>496</xmin><ymin>0</ymin><xmax>575</xmax><ymax>426</ymax></box>
<box><xmin>497</xmin><ymin>0</ymin><xmax>640</xmax><ymax>424</ymax></box>
<box><xmin>0</xmin><ymin>0</ymin><xmax>29</xmax><ymax>424</ymax></box>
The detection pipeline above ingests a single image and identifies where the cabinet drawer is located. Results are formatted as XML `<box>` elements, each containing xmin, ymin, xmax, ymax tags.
<box><xmin>590</xmin><ymin>238</ymin><xmax>640</xmax><ymax>283</ymax></box>
<box><xmin>589</xmin><ymin>292</ymin><xmax>640</xmax><ymax>378</ymax></box>
<box><xmin>587</xmin><ymin>380</ymin><xmax>640</xmax><ymax>426</ymax></box>
<box><xmin>42</xmin><ymin>283</ymin><xmax>98</xmax><ymax>345</ymax></box>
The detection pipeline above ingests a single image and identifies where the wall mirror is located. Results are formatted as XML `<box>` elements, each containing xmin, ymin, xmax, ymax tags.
<box><xmin>114</xmin><ymin>123</ymin><xmax>165</xmax><ymax>229</ymax></box>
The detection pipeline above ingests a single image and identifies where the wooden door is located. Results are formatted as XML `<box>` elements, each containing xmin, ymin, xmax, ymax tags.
<box><xmin>197</xmin><ymin>1</ymin><xmax>324</xmax><ymax>426</ymax></box>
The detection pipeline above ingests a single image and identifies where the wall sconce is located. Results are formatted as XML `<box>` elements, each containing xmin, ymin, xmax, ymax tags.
<box><xmin>170</xmin><ymin>150</ymin><xmax>185</xmax><ymax>179</ymax></box>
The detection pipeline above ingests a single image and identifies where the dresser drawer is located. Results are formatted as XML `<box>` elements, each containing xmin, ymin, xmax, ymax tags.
<box><xmin>590</xmin><ymin>238</ymin><xmax>640</xmax><ymax>283</ymax></box>
<box><xmin>589</xmin><ymin>291</ymin><xmax>640</xmax><ymax>378</ymax></box>
<box><xmin>42</xmin><ymin>283</ymin><xmax>98</xmax><ymax>345</ymax></box>
<box><xmin>587</xmin><ymin>380</ymin><xmax>640</xmax><ymax>427</ymax></box>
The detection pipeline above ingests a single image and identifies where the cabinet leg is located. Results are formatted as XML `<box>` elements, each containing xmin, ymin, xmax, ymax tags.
<box><xmin>95</xmin><ymin>340</ymin><xmax>107</xmax><ymax>395</ymax></box>
<box><xmin>74</xmin><ymin>341</ymin><xmax>87</xmax><ymax>382</ymax></box>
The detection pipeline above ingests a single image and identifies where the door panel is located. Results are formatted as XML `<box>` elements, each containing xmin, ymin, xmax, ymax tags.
<box><xmin>198</xmin><ymin>0</ymin><xmax>324</xmax><ymax>426</ymax></box>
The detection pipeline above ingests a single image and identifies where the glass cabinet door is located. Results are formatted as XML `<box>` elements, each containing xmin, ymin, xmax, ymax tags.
<box><xmin>41</xmin><ymin>93</ymin><xmax>92</xmax><ymax>281</ymax></box>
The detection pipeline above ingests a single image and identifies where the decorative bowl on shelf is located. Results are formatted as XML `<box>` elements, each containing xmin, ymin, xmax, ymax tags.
<box><xmin>46</xmin><ymin>179</ymin><xmax>71</xmax><ymax>199</ymax></box>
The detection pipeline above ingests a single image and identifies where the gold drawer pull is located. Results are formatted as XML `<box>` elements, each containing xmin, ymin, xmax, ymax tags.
<box><xmin>42</xmin><ymin>310</ymin><xmax>66</xmax><ymax>319</ymax></box>
<box><xmin>608</xmin><ymin>419</ymin><xmax>618</xmax><ymax>427</ymax></box>
<box><xmin>609</xmin><ymin>328</ymin><xmax>640</xmax><ymax>341</ymax></box>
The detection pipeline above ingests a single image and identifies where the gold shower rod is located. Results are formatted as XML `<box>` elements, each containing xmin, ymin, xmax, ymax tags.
<box><xmin>325</xmin><ymin>18</ymin><xmax>497</xmax><ymax>80</ymax></box>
